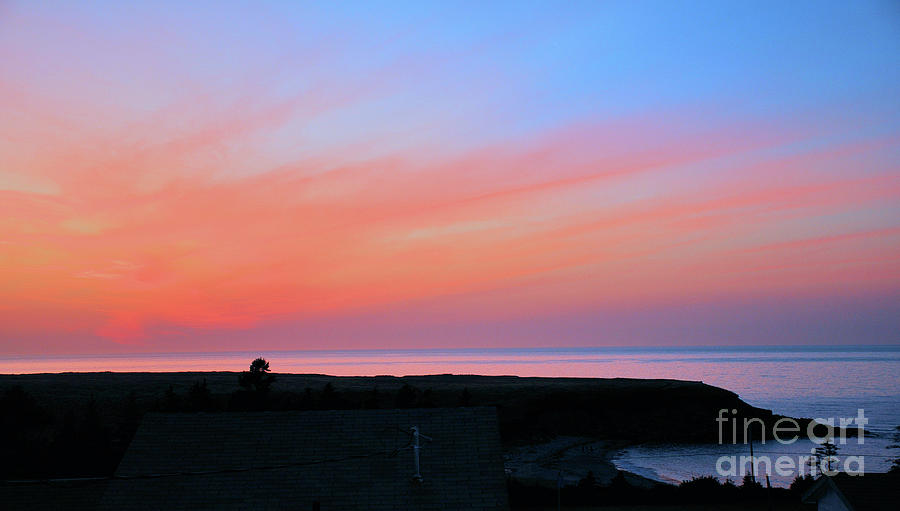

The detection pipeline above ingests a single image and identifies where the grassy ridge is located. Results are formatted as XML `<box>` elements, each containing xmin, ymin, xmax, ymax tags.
<box><xmin>1</xmin><ymin>372</ymin><xmax>807</xmax><ymax>479</ymax></box>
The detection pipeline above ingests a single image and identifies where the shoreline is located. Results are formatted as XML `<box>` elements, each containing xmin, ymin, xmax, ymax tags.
<box><xmin>506</xmin><ymin>436</ymin><xmax>664</xmax><ymax>489</ymax></box>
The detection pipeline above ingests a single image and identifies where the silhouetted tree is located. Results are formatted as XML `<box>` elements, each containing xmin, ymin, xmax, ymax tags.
<box><xmin>0</xmin><ymin>385</ymin><xmax>50</xmax><ymax>430</ymax></box>
<box><xmin>75</xmin><ymin>397</ymin><xmax>114</xmax><ymax>475</ymax></box>
<box><xmin>239</xmin><ymin>358</ymin><xmax>276</xmax><ymax>393</ymax></box>
<box><xmin>163</xmin><ymin>384</ymin><xmax>180</xmax><ymax>411</ymax></box>
<box><xmin>740</xmin><ymin>473</ymin><xmax>763</xmax><ymax>496</ymax></box>
<box><xmin>0</xmin><ymin>386</ymin><xmax>52</xmax><ymax>478</ymax></box>
<box><xmin>606</xmin><ymin>470</ymin><xmax>637</xmax><ymax>504</ymax></box>
<box><xmin>300</xmin><ymin>387</ymin><xmax>315</xmax><ymax>410</ymax></box>
<box><xmin>52</xmin><ymin>410</ymin><xmax>80</xmax><ymax>476</ymax></box>
<box><xmin>418</xmin><ymin>388</ymin><xmax>435</xmax><ymax>408</ymax></box>
<box><xmin>678</xmin><ymin>476</ymin><xmax>723</xmax><ymax>504</ymax></box>
<box><xmin>458</xmin><ymin>387</ymin><xmax>472</xmax><ymax>407</ymax></box>
<box><xmin>122</xmin><ymin>391</ymin><xmax>140</xmax><ymax>428</ymax></box>
<box><xmin>395</xmin><ymin>384</ymin><xmax>417</xmax><ymax>408</ymax></box>
<box><xmin>813</xmin><ymin>440</ymin><xmax>839</xmax><ymax>473</ymax></box>
<box><xmin>610</xmin><ymin>470</ymin><xmax>631</xmax><ymax>491</ymax></box>
<box><xmin>320</xmin><ymin>382</ymin><xmax>340</xmax><ymax>409</ymax></box>
<box><xmin>364</xmin><ymin>386</ymin><xmax>380</xmax><ymax>409</ymax></box>
<box><xmin>790</xmin><ymin>474</ymin><xmax>815</xmax><ymax>494</ymax></box>
<box><xmin>116</xmin><ymin>391</ymin><xmax>141</xmax><ymax>448</ymax></box>
<box><xmin>187</xmin><ymin>379</ymin><xmax>213</xmax><ymax>411</ymax></box>
<box><xmin>578</xmin><ymin>470</ymin><xmax>597</xmax><ymax>489</ymax></box>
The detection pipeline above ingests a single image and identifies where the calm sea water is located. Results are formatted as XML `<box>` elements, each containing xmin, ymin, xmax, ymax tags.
<box><xmin>2</xmin><ymin>345</ymin><xmax>897</xmax><ymax>485</ymax></box>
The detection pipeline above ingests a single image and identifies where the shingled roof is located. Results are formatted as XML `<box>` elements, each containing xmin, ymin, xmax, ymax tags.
<box><xmin>99</xmin><ymin>407</ymin><xmax>508</xmax><ymax>510</ymax></box>
<box><xmin>0</xmin><ymin>479</ymin><xmax>107</xmax><ymax>511</ymax></box>
<box><xmin>802</xmin><ymin>472</ymin><xmax>899</xmax><ymax>511</ymax></box>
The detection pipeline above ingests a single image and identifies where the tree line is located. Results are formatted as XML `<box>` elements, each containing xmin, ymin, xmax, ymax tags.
<box><xmin>0</xmin><ymin>358</ymin><xmax>474</xmax><ymax>479</ymax></box>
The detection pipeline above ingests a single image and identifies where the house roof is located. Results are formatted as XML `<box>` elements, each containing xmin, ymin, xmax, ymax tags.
<box><xmin>0</xmin><ymin>479</ymin><xmax>108</xmax><ymax>511</ymax></box>
<box><xmin>99</xmin><ymin>407</ymin><xmax>508</xmax><ymax>510</ymax></box>
<box><xmin>802</xmin><ymin>472</ymin><xmax>899</xmax><ymax>511</ymax></box>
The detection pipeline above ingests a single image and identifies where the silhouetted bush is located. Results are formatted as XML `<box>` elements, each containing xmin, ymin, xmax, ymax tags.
<box><xmin>418</xmin><ymin>388</ymin><xmax>435</xmax><ymax>408</ymax></box>
<box><xmin>301</xmin><ymin>387</ymin><xmax>315</xmax><ymax>409</ymax></box>
<box><xmin>364</xmin><ymin>386</ymin><xmax>380</xmax><ymax>409</ymax></box>
<box><xmin>0</xmin><ymin>386</ymin><xmax>52</xmax><ymax>477</ymax></box>
<box><xmin>577</xmin><ymin>470</ymin><xmax>597</xmax><ymax>489</ymax></box>
<box><xmin>790</xmin><ymin>474</ymin><xmax>815</xmax><ymax>494</ymax></box>
<box><xmin>320</xmin><ymin>382</ymin><xmax>344</xmax><ymax>409</ymax></box>
<box><xmin>187</xmin><ymin>379</ymin><xmax>213</xmax><ymax>411</ymax></box>
<box><xmin>458</xmin><ymin>387</ymin><xmax>473</xmax><ymax>406</ymax></box>
<box><xmin>740</xmin><ymin>473</ymin><xmax>764</xmax><ymax>499</ymax></box>
<box><xmin>395</xmin><ymin>384</ymin><xmax>417</xmax><ymax>408</ymax></box>
<box><xmin>162</xmin><ymin>384</ymin><xmax>180</xmax><ymax>411</ymax></box>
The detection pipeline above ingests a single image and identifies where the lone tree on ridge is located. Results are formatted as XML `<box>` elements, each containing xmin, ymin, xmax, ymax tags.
<box><xmin>238</xmin><ymin>357</ymin><xmax>276</xmax><ymax>393</ymax></box>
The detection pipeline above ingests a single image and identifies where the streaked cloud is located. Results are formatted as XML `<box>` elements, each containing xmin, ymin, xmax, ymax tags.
<box><xmin>0</xmin><ymin>1</ymin><xmax>897</xmax><ymax>352</ymax></box>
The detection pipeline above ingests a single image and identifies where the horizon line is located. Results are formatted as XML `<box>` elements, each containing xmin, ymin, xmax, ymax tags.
<box><xmin>3</xmin><ymin>343</ymin><xmax>899</xmax><ymax>360</ymax></box>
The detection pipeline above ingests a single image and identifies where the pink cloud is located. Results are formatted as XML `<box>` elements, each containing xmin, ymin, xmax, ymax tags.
<box><xmin>1</xmin><ymin>74</ymin><xmax>898</xmax><ymax>350</ymax></box>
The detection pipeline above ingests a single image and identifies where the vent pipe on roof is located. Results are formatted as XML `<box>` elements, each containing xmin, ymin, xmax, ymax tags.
<box><xmin>410</xmin><ymin>426</ymin><xmax>432</xmax><ymax>482</ymax></box>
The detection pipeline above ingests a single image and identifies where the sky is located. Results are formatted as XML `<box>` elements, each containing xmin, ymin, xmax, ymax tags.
<box><xmin>1</xmin><ymin>1</ymin><xmax>899</xmax><ymax>355</ymax></box>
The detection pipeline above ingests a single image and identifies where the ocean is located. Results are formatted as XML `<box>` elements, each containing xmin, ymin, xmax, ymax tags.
<box><xmin>2</xmin><ymin>344</ymin><xmax>898</xmax><ymax>486</ymax></box>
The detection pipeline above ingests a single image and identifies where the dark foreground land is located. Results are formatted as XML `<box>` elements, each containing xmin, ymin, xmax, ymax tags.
<box><xmin>1</xmin><ymin>372</ymin><xmax>820</xmax><ymax>509</ymax></box>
